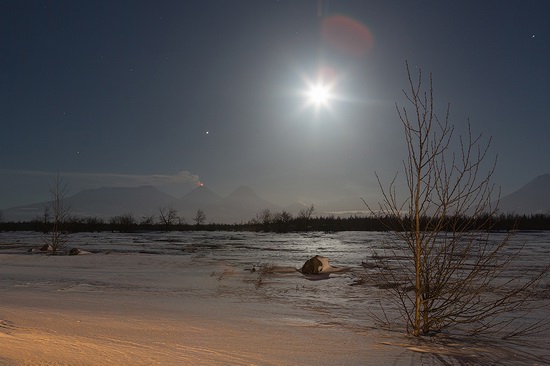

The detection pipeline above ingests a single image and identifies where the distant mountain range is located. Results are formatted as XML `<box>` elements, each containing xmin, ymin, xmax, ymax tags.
<box><xmin>2</xmin><ymin>174</ymin><xmax>549</xmax><ymax>223</ymax></box>
<box><xmin>2</xmin><ymin>185</ymin><xmax>285</xmax><ymax>224</ymax></box>
<box><xmin>497</xmin><ymin>174</ymin><xmax>550</xmax><ymax>215</ymax></box>
<box><xmin>172</xmin><ymin>185</ymin><xmax>281</xmax><ymax>223</ymax></box>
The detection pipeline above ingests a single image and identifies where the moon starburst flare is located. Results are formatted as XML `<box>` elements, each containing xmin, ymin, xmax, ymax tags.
<box><xmin>306</xmin><ymin>83</ymin><xmax>331</xmax><ymax>106</ymax></box>
<box><xmin>301</xmin><ymin>78</ymin><xmax>337</xmax><ymax>112</ymax></box>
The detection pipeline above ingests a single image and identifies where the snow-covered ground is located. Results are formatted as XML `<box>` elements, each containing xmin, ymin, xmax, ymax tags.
<box><xmin>0</xmin><ymin>230</ymin><xmax>549</xmax><ymax>365</ymax></box>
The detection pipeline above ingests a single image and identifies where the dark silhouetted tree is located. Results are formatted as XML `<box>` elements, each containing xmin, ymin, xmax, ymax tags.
<box><xmin>110</xmin><ymin>213</ymin><xmax>136</xmax><ymax>232</ymax></box>
<box><xmin>255</xmin><ymin>209</ymin><xmax>272</xmax><ymax>232</ymax></box>
<box><xmin>194</xmin><ymin>209</ymin><xmax>206</xmax><ymax>228</ymax></box>
<box><xmin>273</xmin><ymin>210</ymin><xmax>292</xmax><ymax>233</ymax></box>
<box><xmin>159</xmin><ymin>206</ymin><xmax>179</xmax><ymax>231</ymax></box>
<box><xmin>297</xmin><ymin>204</ymin><xmax>315</xmax><ymax>231</ymax></box>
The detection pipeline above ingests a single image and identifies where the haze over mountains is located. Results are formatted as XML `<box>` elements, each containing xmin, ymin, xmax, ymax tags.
<box><xmin>3</xmin><ymin>185</ymin><xmax>284</xmax><ymax>224</ymax></box>
<box><xmin>2</xmin><ymin>175</ymin><xmax>549</xmax><ymax>223</ymax></box>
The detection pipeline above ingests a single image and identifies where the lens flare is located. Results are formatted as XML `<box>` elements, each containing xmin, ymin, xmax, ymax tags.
<box><xmin>322</xmin><ymin>15</ymin><xmax>374</xmax><ymax>56</ymax></box>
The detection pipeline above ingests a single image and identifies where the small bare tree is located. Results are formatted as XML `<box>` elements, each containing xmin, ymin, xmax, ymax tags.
<box><xmin>297</xmin><ymin>204</ymin><xmax>316</xmax><ymax>231</ymax></box>
<box><xmin>273</xmin><ymin>210</ymin><xmax>292</xmax><ymax>233</ymax></box>
<box><xmin>159</xmin><ymin>206</ymin><xmax>179</xmax><ymax>231</ymax></box>
<box><xmin>45</xmin><ymin>174</ymin><xmax>71</xmax><ymax>255</ymax></box>
<box><xmin>110</xmin><ymin>213</ymin><xmax>136</xmax><ymax>232</ymax></box>
<box><xmin>256</xmin><ymin>208</ymin><xmax>272</xmax><ymax>232</ymax></box>
<box><xmin>368</xmin><ymin>63</ymin><xmax>548</xmax><ymax>338</ymax></box>
<box><xmin>139</xmin><ymin>214</ymin><xmax>155</xmax><ymax>226</ymax></box>
<box><xmin>194</xmin><ymin>209</ymin><xmax>206</xmax><ymax>228</ymax></box>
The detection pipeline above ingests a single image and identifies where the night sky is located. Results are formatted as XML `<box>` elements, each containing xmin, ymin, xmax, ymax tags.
<box><xmin>1</xmin><ymin>0</ymin><xmax>549</xmax><ymax>213</ymax></box>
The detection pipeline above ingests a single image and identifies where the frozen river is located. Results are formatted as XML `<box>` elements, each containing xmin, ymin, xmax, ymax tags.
<box><xmin>1</xmin><ymin>229</ymin><xmax>549</xmax><ymax>269</ymax></box>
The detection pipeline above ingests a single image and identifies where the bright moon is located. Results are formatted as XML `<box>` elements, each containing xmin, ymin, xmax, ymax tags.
<box><xmin>307</xmin><ymin>85</ymin><xmax>330</xmax><ymax>106</ymax></box>
<box><xmin>299</xmin><ymin>72</ymin><xmax>338</xmax><ymax>112</ymax></box>
<box><xmin>306</xmin><ymin>84</ymin><xmax>331</xmax><ymax>107</ymax></box>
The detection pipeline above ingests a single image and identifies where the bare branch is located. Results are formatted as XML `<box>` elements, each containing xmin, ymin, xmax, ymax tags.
<box><xmin>369</xmin><ymin>62</ymin><xmax>549</xmax><ymax>339</ymax></box>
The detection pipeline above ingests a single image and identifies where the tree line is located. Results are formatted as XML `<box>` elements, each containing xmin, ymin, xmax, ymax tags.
<box><xmin>1</xmin><ymin>207</ymin><xmax>549</xmax><ymax>233</ymax></box>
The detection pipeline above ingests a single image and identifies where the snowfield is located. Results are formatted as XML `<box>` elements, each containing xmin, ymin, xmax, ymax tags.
<box><xmin>0</xmin><ymin>230</ymin><xmax>549</xmax><ymax>365</ymax></box>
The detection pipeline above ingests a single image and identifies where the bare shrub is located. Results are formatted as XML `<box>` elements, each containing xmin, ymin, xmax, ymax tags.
<box><xmin>158</xmin><ymin>206</ymin><xmax>179</xmax><ymax>230</ymax></box>
<box><xmin>194</xmin><ymin>209</ymin><xmax>206</xmax><ymax>228</ymax></box>
<box><xmin>44</xmin><ymin>174</ymin><xmax>71</xmax><ymax>255</ymax></box>
<box><xmin>254</xmin><ymin>209</ymin><xmax>272</xmax><ymax>232</ymax></box>
<box><xmin>273</xmin><ymin>210</ymin><xmax>292</xmax><ymax>233</ymax></box>
<box><xmin>367</xmin><ymin>63</ymin><xmax>549</xmax><ymax>338</ymax></box>
<box><xmin>253</xmin><ymin>263</ymin><xmax>277</xmax><ymax>289</ymax></box>
<box><xmin>110</xmin><ymin>213</ymin><xmax>136</xmax><ymax>232</ymax></box>
<box><xmin>297</xmin><ymin>204</ymin><xmax>316</xmax><ymax>231</ymax></box>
